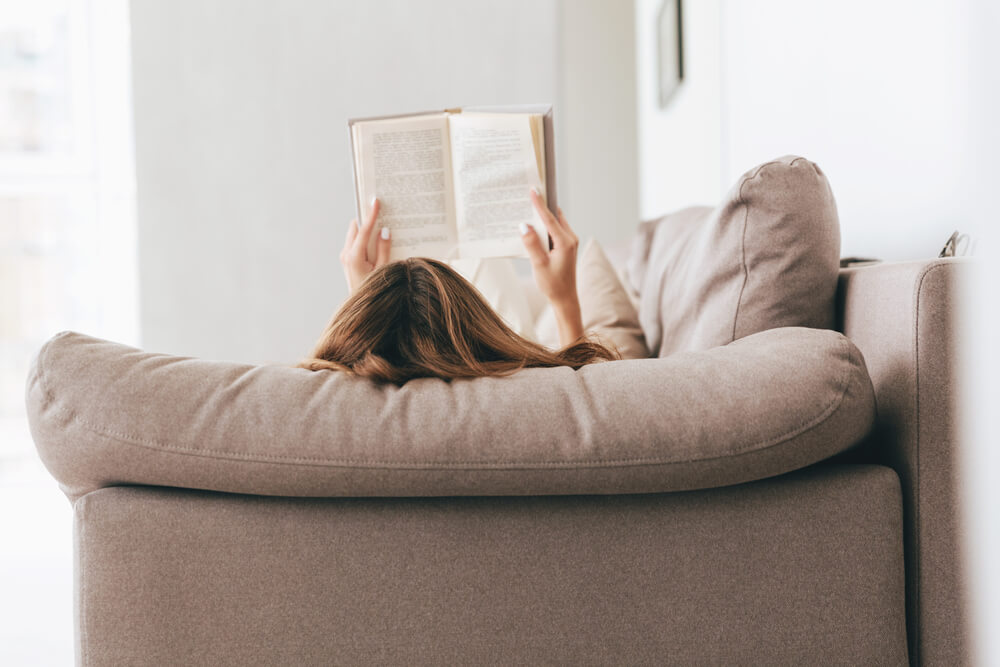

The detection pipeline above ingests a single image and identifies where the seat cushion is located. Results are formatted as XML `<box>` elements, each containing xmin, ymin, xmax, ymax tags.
<box><xmin>27</xmin><ymin>327</ymin><xmax>875</xmax><ymax>501</ymax></box>
<box><xmin>627</xmin><ymin>155</ymin><xmax>841</xmax><ymax>357</ymax></box>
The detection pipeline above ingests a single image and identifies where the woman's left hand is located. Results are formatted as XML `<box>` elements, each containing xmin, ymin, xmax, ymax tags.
<box><xmin>520</xmin><ymin>189</ymin><xmax>584</xmax><ymax>345</ymax></box>
<box><xmin>520</xmin><ymin>189</ymin><xmax>580</xmax><ymax>307</ymax></box>
<box><xmin>341</xmin><ymin>198</ymin><xmax>391</xmax><ymax>294</ymax></box>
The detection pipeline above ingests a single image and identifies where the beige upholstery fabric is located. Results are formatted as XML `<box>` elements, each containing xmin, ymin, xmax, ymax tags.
<box><xmin>627</xmin><ymin>155</ymin><xmax>841</xmax><ymax>357</ymax></box>
<box><xmin>30</xmin><ymin>247</ymin><xmax>959</xmax><ymax>664</ymax></box>
<box><xmin>835</xmin><ymin>258</ymin><xmax>970</xmax><ymax>665</ymax></box>
<box><xmin>75</xmin><ymin>465</ymin><xmax>906</xmax><ymax>666</ymax></box>
<box><xmin>577</xmin><ymin>239</ymin><xmax>648</xmax><ymax>359</ymax></box>
<box><xmin>27</xmin><ymin>326</ymin><xmax>874</xmax><ymax>501</ymax></box>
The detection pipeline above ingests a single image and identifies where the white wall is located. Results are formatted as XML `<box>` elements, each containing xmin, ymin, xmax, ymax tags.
<box><xmin>961</xmin><ymin>0</ymin><xmax>1000</xmax><ymax>662</ymax></box>
<box><xmin>720</xmin><ymin>0</ymin><xmax>976</xmax><ymax>260</ymax></box>
<box><xmin>636</xmin><ymin>0</ymin><xmax>978</xmax><ymax>261</ymax></box>
<box><xmin>559</xmin><ymin>1</ymin><xmax>638</xmax><ymax>242</ymax></box>
<box><xmin>131</xmin><ymin>0</ymin><xmax>637</xmax><ymax>363</ymax></box>
<box><xmin>635</xmin><ymin>0</ymin><xmax>722</xmax><ymax>219</ymax></box>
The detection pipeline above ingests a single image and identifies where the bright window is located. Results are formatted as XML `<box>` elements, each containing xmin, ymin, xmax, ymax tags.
<box><xmin>0</xmin><ymin>0</ymin><xmax>137</xmax><ymax>463</ymax></box>
<box><xmin>1</xmin><ymin>2</ymin><xmax>134</xmax><ymax>660</ymax></box>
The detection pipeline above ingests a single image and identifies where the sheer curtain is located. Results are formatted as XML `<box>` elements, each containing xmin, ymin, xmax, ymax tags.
<box><xmin>0</xmin><ymin>0</ymin><xmax>135</xmax><ymax>662</ymax></box>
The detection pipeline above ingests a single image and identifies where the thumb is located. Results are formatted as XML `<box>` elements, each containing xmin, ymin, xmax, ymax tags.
<box><xmin>519</xmin><ymin>223</ymin><xmax>548</xmax><ymax>267</ymax></box>
<box><xmin>375</xmin><ymin>226</ymin><xmax>391</xmax><ymax>267</ymax></box>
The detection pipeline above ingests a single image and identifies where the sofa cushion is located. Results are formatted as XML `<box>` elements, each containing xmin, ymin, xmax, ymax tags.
<box><xmin>627</xmin><ymin>155</ymin><xmax>841</xmax><ymax>357</ymax></box>
<box><xmin>577</xmin><ymin>239</ymin><xmax>648</xmax><ymax>359</ymax></box>
<box><xmin>27</xmin><ymin>327</ymin><xmax>875</xmax><ymax>501</ymax></box>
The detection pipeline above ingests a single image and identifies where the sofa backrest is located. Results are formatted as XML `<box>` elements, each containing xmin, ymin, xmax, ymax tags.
<box><xmin>27</xmin><ymin>326</ymin><xmax>874</xmax><ymax>502</ymax></box>
<box><xmin>835</xmin><ymin>258</ymin><xmax>970</xmax><ymax>666</ymax></box>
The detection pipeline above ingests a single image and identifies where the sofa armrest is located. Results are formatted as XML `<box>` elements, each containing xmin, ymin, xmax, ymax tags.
<box><xmin>836</xmin><ymin>258</ymin><xmax>970</xmax><ymax>665</ymax></box>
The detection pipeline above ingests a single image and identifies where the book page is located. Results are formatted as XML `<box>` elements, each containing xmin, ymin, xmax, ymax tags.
<box><xmin>353</xmin><ymin>113</ymin><xmax>458</xmax><ymax>261</ymax></box>
<box><xmin>449</xmin><ymin>113</ymin><xmax>546</xmax><ymax>259</ymax></box>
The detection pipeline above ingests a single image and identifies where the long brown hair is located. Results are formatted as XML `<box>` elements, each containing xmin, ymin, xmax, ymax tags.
<box><xmin>298</xmin><ymin>257</ymin><xmax>618</xmax><ymax>384</ymax></box>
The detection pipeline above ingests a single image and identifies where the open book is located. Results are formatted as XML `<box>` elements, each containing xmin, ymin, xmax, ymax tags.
<box><xmin>349</xmin><ymin>104</ymin><xmax>557</xmax><ymax>261</ymax></box>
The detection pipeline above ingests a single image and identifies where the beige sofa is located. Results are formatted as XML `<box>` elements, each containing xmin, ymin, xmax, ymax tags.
<box><xmin>25</xmin><ymin>256</ymin><xmax>967</xmax><ymax>666</ymax></box>
<box><xmin>26</xmin><ymin>155</ymin><xmax>970</xmax><ymax>665</ymax></box>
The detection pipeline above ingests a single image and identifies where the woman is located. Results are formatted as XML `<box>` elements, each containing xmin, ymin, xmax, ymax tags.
<box><xmin>298</xmin><ymin>189</ymin><xmax>617</xmax><ymax>384</ymax></box>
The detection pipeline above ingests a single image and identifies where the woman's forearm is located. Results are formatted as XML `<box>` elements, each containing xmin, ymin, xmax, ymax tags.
<box><xmin>551</xmin><ymin>295</ymin><xmax>584</xmax><ymax>347</ymax></box>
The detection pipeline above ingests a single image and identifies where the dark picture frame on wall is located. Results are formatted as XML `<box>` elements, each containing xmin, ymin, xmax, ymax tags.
<box><xmin>657</xmin><ymin>0</ymin><xmax>684</xmax><ymax>108</ymax></box>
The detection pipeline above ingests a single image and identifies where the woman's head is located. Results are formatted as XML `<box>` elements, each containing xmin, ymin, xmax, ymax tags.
<box><xmin>298</xmin><ymin>257</ymin><xmax>617</xmax><ymax>384</ymax></box>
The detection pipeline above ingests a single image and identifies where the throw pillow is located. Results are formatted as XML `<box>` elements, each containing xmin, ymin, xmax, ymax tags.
<box><xmin>626</xmin><ymin>155</ymin><xmax>840</xmax><ymax>357</ymax></box>
<box><xmin>577</xmin><ymin>239</ymin><xmax>648</xmax><ymax>359</ymax></box>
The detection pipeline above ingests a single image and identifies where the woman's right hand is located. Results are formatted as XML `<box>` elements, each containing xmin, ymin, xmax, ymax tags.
<box><xmin>520</xmin><ymin>189</ymin><xmax>584</xmax><ymax>345</ymax></box>
<box><xmin>341</xmin><ymin>198</ymin><xmax>392</xmax><ymax>294</ymax></box>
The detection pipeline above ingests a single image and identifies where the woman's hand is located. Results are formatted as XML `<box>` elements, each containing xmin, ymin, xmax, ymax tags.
<box><xmin>341</xmin><ymin>198</ymin><xmax>391</xmax><ymax>294</ymax></box>
<box><xmin>520</xmin><ymin>189</ymin><xmax>584</xmax><ymax>346</ymax></box>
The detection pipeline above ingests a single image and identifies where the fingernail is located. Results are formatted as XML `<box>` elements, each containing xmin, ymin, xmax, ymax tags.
<box><xmin>531</xmin><ymin>187</ymin><xmax>539</xmax><ymax>197</ymax></box>
<box><xmin>518</xmin><ymin>222</ymin><xmax>530</xmax><ymax>236</ymax></box>
<box><xmin>370</xmin><ymin>196</ymin><xmax>378</xmax><ymax>207</ymax></box>
<box><xmin>380</xmin><ymin>227</ymin><xmax>390</xmax><ymax>240</ymax></box>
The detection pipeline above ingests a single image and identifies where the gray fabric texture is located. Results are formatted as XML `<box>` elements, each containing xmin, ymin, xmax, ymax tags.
<box><xmin>74</xmin><ymin>464</ymin><xmax>906</xmax><ymax>666</ymax></box>
<box><xmin>26</xmin><ymin>326</ymin><xmax>875</xmax><ymax>501</ymax></box>
<box><xmin>836</xmin><ymin>258</ymin><xmax>970</xmax><ymax>666</ymax></box>
<box><xmin>627</xmin><ymin>155</ymin><xmax>841</xmax><ymax>357</ymax></box>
